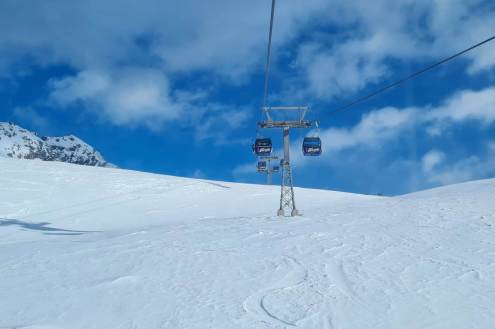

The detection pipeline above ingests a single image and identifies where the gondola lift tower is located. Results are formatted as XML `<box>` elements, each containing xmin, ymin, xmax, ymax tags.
<box><xmin>253</xmin><ymin>0</ymin><xmax>322</xmax><ymax>217</ymax></box>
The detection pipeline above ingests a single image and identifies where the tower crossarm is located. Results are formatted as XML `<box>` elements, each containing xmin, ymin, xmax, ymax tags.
<box><xmin>258</xmin><ymin>120</ymin><xmax>312</xmax><ymax>129</ymax></box>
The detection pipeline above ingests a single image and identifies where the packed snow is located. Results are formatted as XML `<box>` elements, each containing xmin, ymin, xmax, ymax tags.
<box><xmin>0</xmin><ymin>157</ymin><xmax>494</xmax><ymax>329</ymax></box>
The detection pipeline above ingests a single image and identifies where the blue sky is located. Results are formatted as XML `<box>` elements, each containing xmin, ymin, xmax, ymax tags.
<box><xmin>1</xmin><ymin>0</ymin><xmax>495</xmax><ymax>195</ymax></box>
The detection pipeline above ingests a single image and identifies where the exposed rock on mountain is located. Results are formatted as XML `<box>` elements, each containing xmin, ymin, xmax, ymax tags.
<box><xmin>0</xmin><ymin>122</ymin><xmax>110</xmax><ymax>167</ymax></box>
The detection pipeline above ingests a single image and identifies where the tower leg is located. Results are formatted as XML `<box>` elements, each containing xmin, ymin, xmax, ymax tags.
<box><xmin>267</xmin><ymin>158</ymin><xmax>272</xmax><ymax>185</ymax></box>
<box><xmin>278</xmin><ymin>128</ymin><xmax>298</xmax><ymax>217</ymax></box>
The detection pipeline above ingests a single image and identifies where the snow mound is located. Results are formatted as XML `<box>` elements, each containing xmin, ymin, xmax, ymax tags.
<box><xmin>0</xmin><ymin>158</ymin><xmax>494</xmax><ymax>329</ymax></box>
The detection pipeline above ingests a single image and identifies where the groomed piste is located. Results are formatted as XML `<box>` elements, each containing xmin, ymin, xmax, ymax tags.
<box><xmin>0</xmin><ymin>157</ymin><xmax>494</xmax><ymax>329</ymax></box>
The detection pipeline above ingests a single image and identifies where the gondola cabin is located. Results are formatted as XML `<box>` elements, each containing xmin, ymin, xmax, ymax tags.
<box><xmin>272</xmin><ymin>165</ymin><xmax>280</xmax><ymax>172</ymax></box>
<box><xmin>257</xmin><ymin>161</ymin><xmax>267</xmax><ymax>172</ymax></box>
<box><xmin>302</xmin><ymin>137</ymin><xmax>322</xmax><ymax>156</ymax></box>
<box><xmin>253</xmin><ymin>138</ymin><xmax>272</xmax><ymax>156</ymax></box>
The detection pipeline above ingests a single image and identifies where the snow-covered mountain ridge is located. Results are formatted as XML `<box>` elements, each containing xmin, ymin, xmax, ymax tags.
<box><xmin>0</xmin><ymin>122</ymin><xmax>109</xmax><ymax>167</ymax></box>
<box><xmin>0</xmin><ymin>158</ymin><xmax>494</xmax><ymax>329</ymax></box>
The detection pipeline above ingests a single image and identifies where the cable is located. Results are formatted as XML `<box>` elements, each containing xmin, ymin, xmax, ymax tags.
<box><xmin>329</xmin><ymin>34</ymin><xmax>495</xmax><ymax>115</ymax></box>
<box><xmin>262</xmin><ymin>0</ymin><xmax>276</xmax><ymax>109</ymax></box>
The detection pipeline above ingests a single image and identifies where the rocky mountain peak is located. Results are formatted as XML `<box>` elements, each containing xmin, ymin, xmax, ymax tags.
<box><xmin>0</xmin><ymin>122</ymin><xmax>111</xmax><ymax>167</ymax></box>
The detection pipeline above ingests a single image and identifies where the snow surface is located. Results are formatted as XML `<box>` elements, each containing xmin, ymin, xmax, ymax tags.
<box><xmin>0</xmin><ymin>157</ymin><xmax>494</xmax><ymax>329</ymax></box>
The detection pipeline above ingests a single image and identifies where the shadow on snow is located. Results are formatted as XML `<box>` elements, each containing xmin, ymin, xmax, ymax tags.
<box><xmin>0</xmin><ymin>218</ymin><xmax>101</xmax><ymax>236</ymax></box>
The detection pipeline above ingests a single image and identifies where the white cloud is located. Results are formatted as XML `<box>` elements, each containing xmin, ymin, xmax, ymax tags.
<box><xmin>419</xmin><ymin>142</ymin><xmax>495</xmax><ymax>188</ymax></box>
<box><xmin>292</xmin><ymin>0</ymin><xmax>495</xmax><ymax>100</ymax></box>
<box><xmin>329</xmin><ymin>106</ymin><xmax>417</xmax><ymax>151</ymax></box>
<box><xmin>428</xmin><ymin>87</ymin><xmax>495</xmax><ymax>124</ymax></box>
<box><xmin>295</xmin><ymin>41</ymin><xmax>391</xmax><ymax>100</ymax></box>
<box><xmin>1</xmin><ymin>0</ymin><xmax>495</xmax><ymax>141</ymax></box>
<box><xmin>0</xmin><ymin>0</ymin><xmax>330</xmax><ymax>79</ymax></box>
<box><xmin>193</xmin><ymin>106</ymin><xmax>252</xmax><ymax>144</ymax></box>
<box><xmin>48</xmin><ymin>68</ymin><xmax>253</xmax><ymax>139</ymax></box>
<box><xmin>424</xmin><ymin>154</ymin><xmax>495</xmax><ymax>186</ymax></box>
<box><xmin>312</xmin><ymin>87</ymin><xmax>495</xmax><ymax>190</ymax></box>
<box><xmin>49</xmin><ymin>71</ymin><xmax>111</xmax><ymax>105</ymax></box>
<box><xmin>1</xmin><ymin>1</ymin><xmax>493</xmax><ymax>93</ymax></box>
<box><xmin>49</xmin><ymin>68</ymin><xmax>181</xmax><ymax>129</ymax></box>
<box><xmin>421</xmin><ymin>150</ymin><xmax>445</xmax><ymax>173</ymax></box>
<box><xmin>0</xmin><ymin>0</ymin><xmax>333</xmax><ymax>136</ymax></box>
<box><xmin>314</xmin><ymin>87</ymin><xmax>495</xmax><ymax>159</ymax></box>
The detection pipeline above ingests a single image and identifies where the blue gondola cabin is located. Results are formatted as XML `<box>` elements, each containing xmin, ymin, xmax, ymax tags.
<box><xmin>253</xmin><ymin>138</ymin><xmax>272</xmax><ymax>156</ymax></box>
<box><xmin>257</xmin><ymin>161</ymin><xmax>267</xmax><ymax>172</ymax></box>
<box><xmin>302</xmin><ymin>137</ymin><xmax>322</xmax><ymax>156</ymax></box>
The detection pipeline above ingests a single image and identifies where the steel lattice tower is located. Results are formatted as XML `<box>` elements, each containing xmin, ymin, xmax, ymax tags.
<box><xmin>277</xmin><ymin>129</ymin><xmax>298</xmax><ymax>216</ymax></box>
<box><xmin>258</xmin><ymin>107</ymin><xmax>314</xmax><ymax>217</ymax></box>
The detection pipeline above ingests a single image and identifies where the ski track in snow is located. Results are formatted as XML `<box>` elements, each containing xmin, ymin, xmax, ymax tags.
<box><xmin>0</xmin><ymin>158</ymin><xmax>495</xmax><ymax>328</ymax></box>
<box><xmin>243</xmin><ymin>256</ymin><xmax>308</xmax><ymax>327</ymax></box>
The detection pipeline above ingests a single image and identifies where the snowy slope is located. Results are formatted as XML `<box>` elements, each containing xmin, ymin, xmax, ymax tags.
<box><xmin>0</xmin><ymin>157</ymin><xmax>494</xmax><ymax>329</ymax></box>
<box><xmin>0</xmin><ymin>122</ymin><xmax>109</xmax><ymax>167</ymax></box>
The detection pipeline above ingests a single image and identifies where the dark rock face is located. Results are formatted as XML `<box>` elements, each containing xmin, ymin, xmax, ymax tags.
<box><xmin>0</xmin><ymin>122</ymin><xmax>111</xmax><ymax>167</ymax></box>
